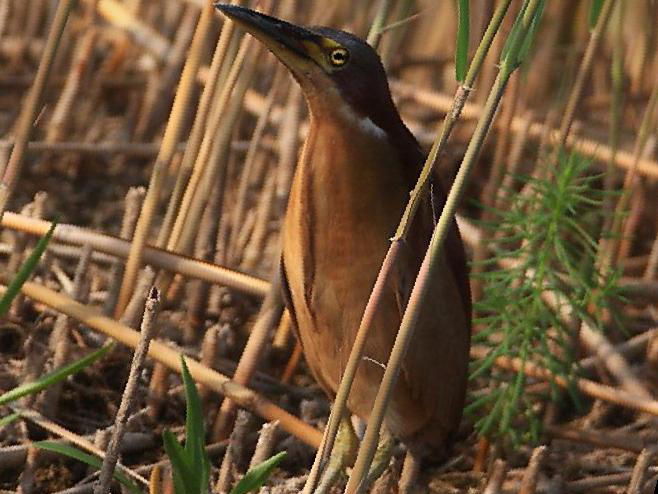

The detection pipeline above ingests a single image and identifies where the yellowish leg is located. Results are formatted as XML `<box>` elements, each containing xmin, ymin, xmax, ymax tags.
<box><xmin>314</xmin><ymin>421</ymin><xmax>395</xmax><ymax>494</ymax></box>
<box><xmin>314</xmin><ymin>415</ymin><xmax>358</xmax><ymax>494</ymax></box>
<box><xmin>363</xmin><ymin>427</ymin><xmax>394</xmax><ymax>489</ymax></box>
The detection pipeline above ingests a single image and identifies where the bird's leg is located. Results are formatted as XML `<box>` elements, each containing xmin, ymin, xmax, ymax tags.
<box><xmin>314</xmin><ymin>415</ymin><xmax>358</xmax><ymax>494</ymax></box>
<box><xmin>362</xmin><ymin>426</ymin><xmax>394</xmax><ymax>489</ymax></box>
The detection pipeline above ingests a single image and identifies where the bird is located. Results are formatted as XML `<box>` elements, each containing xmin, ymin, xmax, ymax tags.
<box><xmin>215</xmin><ymin>3</ymin><xmax>471</xmax><ymax>490</ymax></box>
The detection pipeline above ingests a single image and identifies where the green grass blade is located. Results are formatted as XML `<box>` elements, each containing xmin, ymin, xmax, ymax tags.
<box><xmin>180</xmin><ymin>356</ymin><xmax>210</xmax><ymax>492</ymax></box>
<box><xmin>34</xmin><ymin>441</ymin><xmax>142</xmax><ymax>494</ymax></box>
<box><xmin>589</xmin><ymin>0</ymin><xmax>604</xmax><ymax>28</ymax></box>
<box><xmin>230</xmin><ymin>451</ymin><xmax>287</xmax><ymax>494</ymax></box>
<box><xmin>163</xmin><ymin>429</ymin><xmax>194</xmax><ymax>494</ymax></box>
<box><xmin>0</xmin><ymin>412</ymin><xmax>21</xmax><ymax>428</ymax></box>
<box><xmin>0</xmin><ymin>220</ymin><xmax>56</xmax><ymax>316</ymax></box>
<box><xmin>0</xmin><ymin>343</ymin><xmax>113</xmax><ymax>406</ymax></box>
<box><xmin>455</xmin><ymin>0</ymin><xmax>470</xmax><ymax>82</ymax></box>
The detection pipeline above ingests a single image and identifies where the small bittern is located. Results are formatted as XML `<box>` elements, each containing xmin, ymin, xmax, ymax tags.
<box><xmin>215</xmin><ymin>3</ymin><xmax>471</xmax><ymax>487</ymax></box>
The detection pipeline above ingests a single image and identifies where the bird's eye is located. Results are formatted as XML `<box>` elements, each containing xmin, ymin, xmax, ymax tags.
<box><xmin>329</xmin><ymin>48</ymin><xmax>349</xmax><ymax>67</ymax></box>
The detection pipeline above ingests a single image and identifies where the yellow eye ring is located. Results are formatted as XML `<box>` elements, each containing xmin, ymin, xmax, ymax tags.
<box><xmin>329</xmin><ymin>48</ymin><xmax>349</xmax><ymax>67</ymax></box>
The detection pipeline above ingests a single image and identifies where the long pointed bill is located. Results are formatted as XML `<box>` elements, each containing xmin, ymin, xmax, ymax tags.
<box><xmin>214</xmin><ymin>4</ymin><xmax>321</xmax><ymax>65</ymax></box>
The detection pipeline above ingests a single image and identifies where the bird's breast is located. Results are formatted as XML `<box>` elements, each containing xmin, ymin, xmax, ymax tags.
<box><xmin>281</xmin><ymin>113</ymin><xmax>413</xmax><ymax>376</ymax></box>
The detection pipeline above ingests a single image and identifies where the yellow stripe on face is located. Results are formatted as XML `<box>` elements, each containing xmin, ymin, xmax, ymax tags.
<box><xmin>302</xmin><ymin>37</ymin><xmax>345</xmax><ymax>72</ymax></box>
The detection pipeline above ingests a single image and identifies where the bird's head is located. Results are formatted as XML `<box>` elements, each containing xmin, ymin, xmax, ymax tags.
<box><xmin>214</xmin><ymin>4</ymin><xmax>403</xmax><ymax>134</ymax></box>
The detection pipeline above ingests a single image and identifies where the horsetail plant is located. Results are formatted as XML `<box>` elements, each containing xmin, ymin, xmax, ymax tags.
<box><xmin>468</xmin><ymin>150</ymin><xmax>623</xmax><ymax>446</ymax></box>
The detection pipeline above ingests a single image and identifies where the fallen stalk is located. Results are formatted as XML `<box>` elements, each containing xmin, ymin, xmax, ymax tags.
<box><xmin>1</xmin><ymin>212</ymin><xmax>268</xmax><ymax>297</ymax></box>
<box><xmin>18</xmin><ymin>280</ymin><xmax>322</xmax><ymax>449</ymax></box>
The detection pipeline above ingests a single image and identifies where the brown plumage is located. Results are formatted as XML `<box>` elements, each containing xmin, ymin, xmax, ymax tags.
<box><xmin>215</xmin><ymin>4</ymin><xmax>471</xmax><ymax>460</ymax></box>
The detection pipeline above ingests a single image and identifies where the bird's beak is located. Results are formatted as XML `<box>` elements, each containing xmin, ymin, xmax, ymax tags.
<box><xmin>214</xmin><ymin>4</ymin><xmax>321</xmax><ymax>69</ymax></box>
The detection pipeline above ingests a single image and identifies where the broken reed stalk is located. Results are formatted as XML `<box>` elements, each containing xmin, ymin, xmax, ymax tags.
<box><xmin>94</xmin><ymin>288</ymin><xmax>160</xmax><ymax>494</ymax></box>
<box><xmin>347</xmin><ymin>1</ymin><xmax>532</xmax><ymax>491</ymax></box>
<box><xmin>41</xmin><ymin>244</ymin><xmax>93</xmax><ymax>418</ymax></box>
<box><xmin>518</xmin><ymin>446</ymin><xmax>547</xmax><ymax>494</ymax></box>
<box><xmin>18</xmin><ymin>280</ymin><xmax>323</xmax><ymax>448</ymax></box>
<box><xmin>14</xmin><ymin>407</ymin><xmax>148</xmax><ymax>487</ymax></box>
<box><xmin>115</xmin><ymin>1</ymin><xmax>217</xmax><ymax>316</ymax></box>
<box><xmin>303</xmin><ymin>2</ymin><xmax>514</xmax><ymax>491</ymax></box>
<box><xmin>0</xmin><ymin>0</ymin><xmax>74</xmax><ymax>218</ymax></box>
<box><xmin>211</xmin><ymin>266</ymin><xmax>284</xmax><ymax>441</ymax></box>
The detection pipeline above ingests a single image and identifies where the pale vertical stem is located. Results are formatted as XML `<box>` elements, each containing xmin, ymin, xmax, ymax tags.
<box><xmin>94</xmin><ymin>288</ymin><xmax>160</xmax><ymax>494</ymax></box>
<box><xmin>166</xmin><ymin>36</ymin><xmax>254</xmax><ymax>254</ymax></box>
<box><xmin>229</xmin><ymin>67</ymin><xmax>286</xmax><ymax>261</ymax></box>
<box><xmin>366</xmin><ymin>0</ymin><xmax>394</xmax><ymax>49</ymax></box>
<box><xmin>157</xmin><ymin>3</ymin><xmax>244</xmax><ymax>248</ymax></box>
<box><xmin>602</xmin><ymin>71</ymin><xmax>658</xmax><ymax>271</ymax></box>
<box><xmin>115</xmin><ymin>2</ymin><xmax>216</xmax><ymax>316</ymax></box>
<box><xmin>0</xmin><ymin>0</ymin><xmax>75</xmax><ymax>216</ymax></box>
<box><xmin>554</xmin><ymin>0</ymin><xmax>615</xmax><ymax>150</ymax></box>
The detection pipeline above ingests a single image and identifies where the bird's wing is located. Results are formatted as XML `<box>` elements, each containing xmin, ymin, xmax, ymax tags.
<box><xmin>279</xmin><ymin>256</ymin><xmax>301</xmax><ymax>338</ymax></box>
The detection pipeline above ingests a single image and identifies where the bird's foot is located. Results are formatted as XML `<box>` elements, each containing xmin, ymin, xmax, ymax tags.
<box><xmin>314</xmin><ymin>420</ymin><xmax>394</xmax><ymax>494</ymax></box>
<box><xmin>315</xmin><ymin>416</ymin><xmax>358</xmax><ymax>494</ymax></box>
<box><xmin>362</xmin><ymin>427</ymin><xmax>394</xmax><ymax>488</ymax></box>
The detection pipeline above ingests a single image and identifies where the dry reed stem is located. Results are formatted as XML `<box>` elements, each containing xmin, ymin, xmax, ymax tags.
<box><xmin>482</xmin><ymin>459</ymin><xmax>506</xmax><ymax>494</ymax></box>
<box><xmin>199</xmin><ymin>325</ymin><xmax>219</xmax><ymax>402</ymax></box>
<box><xmin>116</xmin><ymin>1</ymin><xmax>219</xmax><ymax>315</ymax></box>
<box><xmin>15</xmin><ymin>407</ymin><xmax>147</xmax><ymax>487</ymax></box>
<box><xmin>40</xmin><ymin>244</ymin><xmax>93</xmax><ymax>418</ymax></box>
<box><xmin>554</xmin><ymin>0</ymin><xmax>615</xmax><ymax>149</ymax></box>
<box><xmin>240</xmin><ymin>171</ymin><xmax>277</xmax><ymax>271</ymax></box>
<box><xmin>186</xmin><ymin>183</ymin><xmax>223</xmax><ymax>340</ymax></box>
<box><xmin>149</xmin><ymin>465</ymin><xmax>162</xmax><ymax>494</ymax></box>
<box><xmin>94</xmin><ymin>288</ymin><xmax>160</xmax><ymax>494</ymax></box>
<box><xmin>134</xmin><ymin>4</ymin><xmax>200</xmax><ymax>139</ymax></box>
<box><xmin>46</xmin><ymin>30</ymin><xmax>97</xmax><ymax>143</ymax></box>
<box><xmin>158</xmin><ymin>1</ymin><xmax>244</xmax><ymax>248</ymax></box>
<box><xmin>104</xmin><ymin>187</ymin><xmax>146</xmax><ymax>316</ymax></box>
<box><xmin>1</xmin><ymin>213</ymin><xmax>269</xmax><ymax>297</ymax></box>
<box><xmin>229</xmin><ymin>66</ymin><xmax>286</xmax><ymax>261</ymax></box>
<box><xmin>470</xmin><ymin>344</ymin><xmax>658</xmax><ymax>417</ymax></box>
<box><xmin>3</xmin><ymin>140</ymin><xmax>187</xmax><ymax>157</ymax></box>
<box><xmin>249</xmin><ymin>420</ymin><xmax>279</xmax><ymax>468</ymax></box>
<box><xmin>518</xmin><ymin>446</ymin><xmax>547</xmax><ymax>494</ymax></box>
<box><xmin>626</xmin><ymin>448</ymin><xmax>655</xmax><ymax>494</ymax></box>
<box><xmin>546</xmin><ymin>425</ymin><xmax>646</xmax><ymax>454</ymax></box>
<box><xmin>272</xmin><ymin>309</ymin><xmax>291</xmax><ymax>350</ymax></box>
<box><xmin>93</xmin><ymin>0</ymin><xmax>169</xmax><ymax>60</ymax></box>
<box><xmin>398</xmin><ymin>452</ymin><xmax>420</xmax><ymax>494</ymax></box>
<box><xmin>0</xmin><ymin>0</ymin><xmax>74</xmax><ymax>217</ymax></box>
<box><xmin>169</xmin><ymin>36</ymin><xmax>256</xmax><ymax>257</ymax></box>
<box><xmin>280</xmin><ymin>340</ymin><xmax>302</xmax><ymax>384</ymax></box>
<box><xmin>215</xmin><ymin>410</ymin><xmax>252</xmax><ymax>494</ymax></box>
<box><xmin>389</xmin><ymin>81</ymin><xmax>658</xmax><ymax>179</ymax></box>
<box><xmin>18</xmin><ymin>280</ymin><xmax>322</xmax><ymax>448</ymax></box>
<box><xmin>273</xmin><ymin>79</ymin><xmax>303</xmax><ymax>216</ymax></box>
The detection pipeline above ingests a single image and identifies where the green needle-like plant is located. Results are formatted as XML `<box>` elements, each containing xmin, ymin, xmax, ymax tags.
<box><xmin>468</xmin><ymin>150</ymin><xmax>623</xmax><ymax>447</ymax></box>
